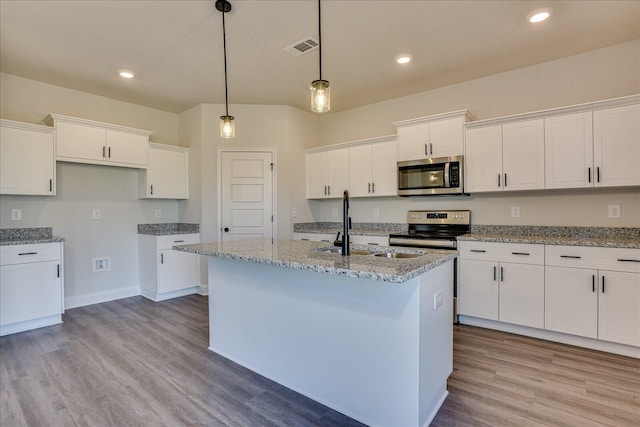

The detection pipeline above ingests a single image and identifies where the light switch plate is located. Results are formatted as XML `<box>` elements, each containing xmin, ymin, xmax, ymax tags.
<box><xmin>92</xmin><ymin>209</ymin><xmax>101</xmax><ymax>220</ymax></box>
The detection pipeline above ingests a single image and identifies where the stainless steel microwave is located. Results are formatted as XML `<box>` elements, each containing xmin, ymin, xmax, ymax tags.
<box><xmin>397</xmin><ymin>155</ymin><xmax>465</xmax><ymax>196</ymax></box>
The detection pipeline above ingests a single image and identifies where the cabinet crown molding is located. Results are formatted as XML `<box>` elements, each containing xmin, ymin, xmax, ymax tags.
<box><xmin>393</xmin><ymin>109</ymin><xmax>474</xmax><ymax>127</ymax></box>
<box><xmin>44</xmin><ymin>113</ymin><xmax>153</xmax><ymax>136</ymax></box>
<box><xmin>465</xmin><ymin>94</ymin><xmax>640</xmax><ymax>128</ymax></box>
<box><xmin>149</xmin><ymin>142</ymin><xmax>189</xmax><ymax>153</ymax></box>
<box><xmin>0</xmin><ymin>118</ymin><xmax>54</xmax><ymax>134</ymax></box>
<box><xmin>306</xmin><ymin>134</ymin><xmax>396</xmax><ymax>153</ymax></box>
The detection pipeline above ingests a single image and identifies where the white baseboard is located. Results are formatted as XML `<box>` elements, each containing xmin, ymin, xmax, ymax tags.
<box><xmin>65</xmin><ymin>286</ymin><xmax>140</xmax><ymax>310</ymax></box>
<box><xmin>198</xmin><ymin>284</ymin><xmax>208</xmax><ymax>296</ymax></box>
<box><xmin>140</xmin><ymin>286</ymin><xmax>199</xmax><ymax>302</ymax></box>
<box><xmin>0</xmin><ymin>315</ymin><xmax>62</xmax><ymax>336</ymax></box>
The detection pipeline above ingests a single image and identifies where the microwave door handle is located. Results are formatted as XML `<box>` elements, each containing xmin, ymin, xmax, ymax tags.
<box><xmin>444</xmin><ymin>162</ymin><xmax>450</xmax><ymax>187</ymax></box>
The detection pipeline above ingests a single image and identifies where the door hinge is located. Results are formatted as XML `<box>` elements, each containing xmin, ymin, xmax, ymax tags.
<box><xmin>270</xmin><ymin>162</ymin><xmax>274</xmax><ymax>171</ymax></box>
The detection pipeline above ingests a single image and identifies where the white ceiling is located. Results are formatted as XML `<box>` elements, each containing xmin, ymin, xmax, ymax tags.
<box><xmin>1</xmin><ymin>0</ymin><xmax>638</xmax><ymax>114</ymax></box>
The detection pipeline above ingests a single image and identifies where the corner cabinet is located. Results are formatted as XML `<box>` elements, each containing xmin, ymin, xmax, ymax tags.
<box><xmin>0</xmin><ymin>119</ymin><xmax>56</xmax><ymax>196</ymax></box>
<box><xmin>394</xmin><ymin>110</ymin><xmax>472</xmax><ymax>162</ymax></box>
<box><xmin>138</xmin><ymin>233</ymin><xmax>201</xmax><ymax>301</ymax></box>
<box><xmin>45</xmin><ymin>114</ymin><xmax>151</xmax><ymax>168</ymax></box>
<box><xmin>0</xmin><ymin>242</ymin><xmax>64</xmax><ymax>336</ymax></box>
<box><xmin>139</xmin><ymin>143</ymin><xmax>189</xmax><ymax>199</ymax></box>
<box><xmin>348</xmin><ymin>137</ymin><xmax>397</xmax><ymax>197</ymax></box>
<box><xmin>306</xmin><ymin>148</ymin><xmax>349</xmax><ymax>199</ymax></box>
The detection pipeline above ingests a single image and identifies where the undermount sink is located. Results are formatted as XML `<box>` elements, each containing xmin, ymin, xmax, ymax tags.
<box><xmin>374</xmin><ymin>252</ymin><xmax>422</xmax><ymax>259</ymax></box>
<box><xmin>317</xmin><ymin>247</ymin><xmax>371</xmax><ymax>255</ymax></box>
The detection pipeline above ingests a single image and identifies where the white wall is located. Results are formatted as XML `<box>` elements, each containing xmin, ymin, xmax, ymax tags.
<box><xmin>311</xmin><ymin>40</ymin><xmax>640</xmax><ymax>227</ymax></box>
<box><xmin>0</xmin><ymin>72</ymin><xmax>184</xmax><ymax>306</ymax></box>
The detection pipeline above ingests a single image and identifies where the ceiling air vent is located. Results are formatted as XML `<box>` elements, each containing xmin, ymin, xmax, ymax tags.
<box><xmin>283</xmin><ymin>37</ymin><xmax>319</xmax><ymax>57</ymax></box>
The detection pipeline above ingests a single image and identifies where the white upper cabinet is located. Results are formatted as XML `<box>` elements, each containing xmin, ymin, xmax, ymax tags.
<box><xmin>349</xmin><ymin>138</ymin><xmax>397</xmax><ymax>197</ymax></box>
<box><xmin>395</xmin><ymin>111</ymin><xmax>471</xmax><ymax>162</ymax></box>
<box><xmin>139</xmin><ymin>143</ymin><xmax>189</xmax><ymax>199</ymax></box>
<box><xmin>593</xmin><ymin>104</ymin><xmax>640</xmax><ymax>187</ymax></box>
<box><xmin>306</xmin><ymin>148</ymin><xmax>349</xmax><ymax>199</ymax></box>
<box><xmin>502</xmin><ymin>119</ymin><xmax>545</xmax><ymax>191</ymax></box>
<box><xmin>465</xmin><ymin>119</ymin><xmax>544</xmax><ymax>193</ymax></box>
<box><xmin>0</xmin><ymin>119</ymin><xmax>56</xmax><ymax>196</ymax></box>
<box><xmin>545</xmin><ymin>112</ymin><xmax>594</xmax><ymax>189</ymax></box>
<box><xmin>45</xmin><ymin>114</ymin><xmax>151</xmax><ymax>168</ymax></box>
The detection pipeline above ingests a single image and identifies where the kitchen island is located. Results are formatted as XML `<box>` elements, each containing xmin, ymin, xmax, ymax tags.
<box><xmin>174</xmin><ymin>239</ymin><xmax>456</xmax><ymax>427</ymax></box>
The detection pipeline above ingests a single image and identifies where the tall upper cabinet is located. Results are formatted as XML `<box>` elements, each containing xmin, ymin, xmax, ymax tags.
<box><xmin>139</xmin><ymin>143</ymin><xmax>189</xmax><ymax>199</ymax></box>
<box><xmin>45</xmin><ymin>114</ymin><xmax>151</xmax><ymax>168</ymax></box>
<box><xmin>0</xmin><ymin>119</ymin><xmax>56</xmax><ymax>196</ymax></box>
<box><xmin>394</xmin><ymin>110</ymin><xmax>473</xmax><ymax>162</ymax></box>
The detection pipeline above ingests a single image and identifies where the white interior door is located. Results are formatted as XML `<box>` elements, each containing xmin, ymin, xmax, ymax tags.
<box><xmin>221</xmin><ymin>151</ymin><xmax>274</xmax><ymax>251</ymax></box>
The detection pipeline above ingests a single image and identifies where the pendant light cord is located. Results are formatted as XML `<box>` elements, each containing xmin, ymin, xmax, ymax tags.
<box><xmin>318</xmin><ymin>0</ymin><xmax>322</xmax><ymax>81</ymax></box>
<box><xmin>222</xmin><ymin>5</ymin><xmax>229</xmax><ymax>116</ymax></box>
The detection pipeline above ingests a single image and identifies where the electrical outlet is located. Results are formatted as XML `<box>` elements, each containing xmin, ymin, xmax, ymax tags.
<box><xmin>608</xmin><ymin>205</ymin><xmax>621</xmax><ymax>219</ymax></box>
<box><xmin>92</xmin><ymin>209</ymin><xmax>101</xmax><ymax>220</ymax></box>
<box><xmin>11</xmin><ymin>209</ymin><xmax>21</xmax><ymax>221</ymax></box>
<box><xmin>155</xmin><ymin>209</ymin><xmax>162</xmax><ymax>218</ymax></box>
<box><xmin>291</xmin><ymin>208</ymin><xmax>297</xmax><ymax>218</ymax></box>
<box><xmin>92</xmin><ymin>257</ymin><xmax>111</xmax><ymax>272</ymax></box>
<box><xmin>511</xmin><ymin>206</ymin><xmax>520</xmax><ymax>218</ymax></box>
<box><xmin>332</xmin><ymin>208</ymin><xmax>338</xmax><ymax>217</ymax></box>
<box><xmin>373</xmin><ymin>208</ymin><xmax>380</xmax><ymax>217</ymax></box>
<box><xmin>434</xmin><ymin>290</ymin><xmax>443</xmax><ymax>309</ymax></box>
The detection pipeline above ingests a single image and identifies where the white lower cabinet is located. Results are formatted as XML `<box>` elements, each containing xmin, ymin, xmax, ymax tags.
<box><xmin>459</xmin><ymin>241</ymin><xmax>544</xmax><ymax>328</ymax></box>
<box><xmin>0</xmin><ymin>243</ymin><xmax>64</xmax><ymax>336</ymax></box>
<box><xmin>545</xmin><ymin>245</ymin><xmax>640</xmax><ymax>347</ymax></box>
<box><xmin>138</xmin><ymin>233</ymin><xmax>201</xmax><ymax>301</ymax></box>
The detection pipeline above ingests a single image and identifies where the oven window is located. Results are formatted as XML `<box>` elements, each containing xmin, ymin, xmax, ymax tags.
<box><xmin>399</xmin><ymin>165</ymin><xmax>445</xmax><ymax>189</ymax></box>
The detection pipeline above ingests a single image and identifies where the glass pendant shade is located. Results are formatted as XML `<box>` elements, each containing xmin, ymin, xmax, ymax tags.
<box><xmin>220</xmin><ymin>115</ymin><xmax>235</xmax><ymax>139</ymax></box>
<box><xmin>310</xmin><ymin>79</ymin><xmax>330</xmax><ymax>113</ymax></box>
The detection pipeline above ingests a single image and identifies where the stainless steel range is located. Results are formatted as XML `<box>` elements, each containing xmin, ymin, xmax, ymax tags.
<box><xmin>389</xmin><ymin>210</ymin><xmax>471</xmax><ymax>250</ymax></box>
<box><xmin>389</xmin><ymin>210</ymin><xmax>471</xmax><ymax>324</ymax></box>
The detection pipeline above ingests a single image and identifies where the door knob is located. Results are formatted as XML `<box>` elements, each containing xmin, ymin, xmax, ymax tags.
<box><xmin>224</xmin><ymin>227</ymin><xmax>230</xmax><ymax>232</ymax></box>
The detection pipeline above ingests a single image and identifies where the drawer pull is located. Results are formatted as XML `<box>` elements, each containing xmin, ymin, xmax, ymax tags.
<box><xmin>18</xmin><ymin>252</ymin><xmax>38</xmax><ymax>256</ymax></box>
<box><xmin>367</xmin><ymin>243</ymin><xmax>379</xmax><ymax>246</ymax></box>
<box><xmin>560</xmin><ymin>255</ymin><xmax>581</xmax><ymax>259</ymax></box>
<box><xmin>173</xmin><ymin>240</ymin><xmax>185</xmax><ymax>243</ymax></box>
<box><xmin>493</xmin><ymin>266</ymin><xmax>497</xmax><ymax>281</ymax></box>
<box><xmin>470</xmin><ymin>249</ymin><xmax>486</xmax><ymax>253</ymax></box>
<box><xmin>511</xmin><ymin>252</ymin><xmax>530</xmax><ymax>256</ymax></box>
<box><xmin>617</xmin><ymin>258</ymin><xmax>640</xmax><ymax>263</ymax></box>
<box><xmin>160</xmin><ymin>253</ymin><xmax>164</xmax><ymax>264</ymax></box>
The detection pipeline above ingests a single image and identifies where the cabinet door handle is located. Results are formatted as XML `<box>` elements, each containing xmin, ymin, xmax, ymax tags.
<box><xmin>617</xmin><ymin>258</ymin><xmax>640</xmax><ymax>263</ymax></box>
<box><xmin>49</xmin><ymin>179</ymin><xmax>53</xmax><ymax>192</ymax></box>
<box><xmin>601</xmin><ymin>275</ymin><xmax>605</xmax><ymax>293</ymax></box>
<box><xmin>497</xmin><ymin>174</ymin><xmax>501</xmax><ymax>187</ymax></box>
<box><xmin>429</xmin><ymin>143</ymin><xmax>433</xmax><ymax>155</ymax></box>
<box><xmin>108</xmin><ymin>146</ymin><xmax>111</xmax><ymax>158</ymax></box>
<box><xmin>57</xmin><ymin>264</ymin><xmax>60</xmax><ymax>278</ymax></box>
<box><xmin>588</xmin><ymin>167</ymin><xmax>591</xmax><ymax>183</ymax></box>
<box><xmin>504</xmin><ymin>173</ymin><xmax>508</xmax><ymax>187</ymax></box>
<box><xmin>596</xmin><ymin>166</ymin><xmax>600</xmax><ymax>183</ymax></box>
<box><xmin>592</xmin><ymin>275</ymin><xmax>595</xmax><ymax>292</ymax></box>
<box><xmin>368</xmin><ymin>183</ymin><xmax>371</xmax><ymax>193</ymax></box>
<box><xmin>372</xmin><ymin>182</ymin><xmax>375</xmax><ymax>193</ymax></box>
<box><xmin>102</xmin><ymin>146</ymin><xmax>106</xmax><ymax>158</ymax></box>
<box><xmin>327</xmin><ymin>185</ymin><xmax>330</xmax><ymax>195</ymax></box>
<box><xmin>160</xmin><ymin>253</ymin><xmax>164</xmax><ymax>264</ymax></box>
<box><xmin>511</xmin><ymin>252</ymin><xmax>530</xmax><ymax>256</ymax></box>
<box><xmin>470</xmin><ymin>249</ymin><xmax>486</xmax><ymax>253</ymax></box>
<box><xmin>493</xmin><ymin>266</ymin><xmax>497</xmax><ymax>281</ymax></box>
<box><xmin>500</xmin><ymin>266</ymin><xmax>504</xmax><ymax>282</ymax></box>
<box><xmin>150</xmin><ymin>185</ymin><xmax>153</xmax><ymax>195</ymax></box>
<box><xmin>173</xmin><ymin>240</ymin><xmax>185</xmax><ymax>243</ymax></box>
<box><xmin>424</xmin><ymin>144</ymin><xmax>428</xmax><ymax>156</ymax></box>
<box><xmin>18</xmin><ymin>252</ymin><xmax>38</xmax><ymax>256</ymax></box>
<box><xmin>560</xmin><ymin>255</ymin><xmax>581</xmax><ymax>259</ymax></box>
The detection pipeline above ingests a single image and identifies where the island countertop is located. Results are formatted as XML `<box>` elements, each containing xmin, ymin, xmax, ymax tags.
<box><xmin>173</xmin><ymin>239</ymin><xmax>457</xmax><ymax>283</ymax></box>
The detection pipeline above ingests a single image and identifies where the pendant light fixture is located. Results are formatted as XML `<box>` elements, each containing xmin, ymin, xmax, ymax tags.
<box><xmin>310</xmin><ymin>0</ymin><xmax>330</xmax><ymax>113</ymax></box>
<box><xmin>216</xmin><ymin>0</ymin><xmax>235</xmax><ymax>138</ymax></box>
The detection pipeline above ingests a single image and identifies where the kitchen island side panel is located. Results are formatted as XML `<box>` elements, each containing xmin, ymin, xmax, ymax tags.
<box><xmin>208</xmin><ymin>257</ymin><xmax>452</xmax><ymax>427</ymax></box>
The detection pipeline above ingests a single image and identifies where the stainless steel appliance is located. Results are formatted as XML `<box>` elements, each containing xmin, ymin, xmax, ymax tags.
<box><xmin>389</xmin><ymin>210</ymin><xmax>471</xmax><ymax>323</ymax></box>
<box><xmin>397</xmin><ymin>155</ymin><xmax>465</xmax><ymax>196</ymax></box>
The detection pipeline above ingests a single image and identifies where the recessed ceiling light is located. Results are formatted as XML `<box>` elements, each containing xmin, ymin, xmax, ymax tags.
<box><xmin>528</xmin><ymin>9</ymin><xmax>551</xmax><ymax>23</ymax></box>
<box><xmin>396</xmin><ymin>55</ymin><xmax>412</xmax><ymax>64</ymax></box>
<box><xmin>119</xmin><ymin>71</ymin><xmax>134</xmax><ymax>79</ymax></box>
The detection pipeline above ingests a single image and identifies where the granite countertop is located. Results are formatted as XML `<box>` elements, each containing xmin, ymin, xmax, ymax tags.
<box><xmin>0</xmin><ymin>227</ymin><xmax>65</xmax><ymax>246</ymax></box>
<box><xmin>173</xmin><ymin>239</ymin><xmax>457</xmax><ymax>283</ymax></box>
<box><xmin>459</xmin><ymin>225</ymin><xmax>640</xmax><ymax>249</ymax></box>
<box><xmin>138</xmin><ymin>223</ymin><xmax>200</xmax><ymax>236</ymax></box>
<box><xmin>293</xmin><ymin>222</ymin><xmax>407</xmax><ymax>237</ymax></box>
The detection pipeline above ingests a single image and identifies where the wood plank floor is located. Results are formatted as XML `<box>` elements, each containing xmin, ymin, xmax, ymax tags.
<box><xmin>1</xmin><ymin>295</ymin><xmax>638</xmax><ymax>426</ymax></box>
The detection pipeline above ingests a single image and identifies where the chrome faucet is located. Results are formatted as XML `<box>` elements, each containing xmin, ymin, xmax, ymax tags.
<box><xmin>342</xmin><ymin>190</ymin><xmax>351</xmax><ymax>256</ymax></box>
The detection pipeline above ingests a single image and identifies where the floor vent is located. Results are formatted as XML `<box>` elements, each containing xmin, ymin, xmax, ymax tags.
<box><xmin>283</xmin><ymin>37</ymin><xmax>319</xmax><ymax>57</ymax></box>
